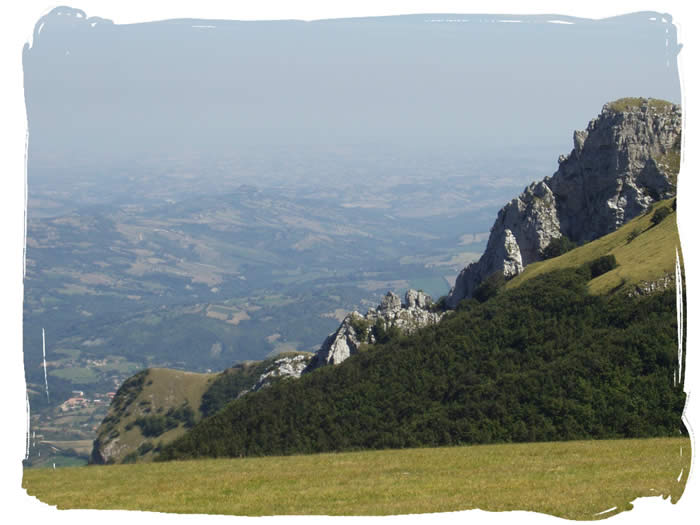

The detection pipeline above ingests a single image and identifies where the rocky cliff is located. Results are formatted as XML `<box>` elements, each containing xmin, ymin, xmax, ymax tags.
<box><xmin>446</xmin><ymin>98</ymin><xmax>681</xmax><ymax>307</ymax></box>
<box><xmin>306</xmin><ymin>289</ymin><xmax>444</xmax><ymax>370</ymax></box>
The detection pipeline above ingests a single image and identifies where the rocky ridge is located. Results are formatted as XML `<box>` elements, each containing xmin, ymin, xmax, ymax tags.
<box><xmin>93</xmin><ymin>290</ymin><xmax>442</xmax><ymax>463</ymax></box>
<box><xmin>306</xmin><ymin>289</ymin><xmax>444</xmax><ymax>369</ymax></box>
<box><xmin>446</xmin><ymin>98</ymin><xmax>681</xmax><ymax>307</ymax></box>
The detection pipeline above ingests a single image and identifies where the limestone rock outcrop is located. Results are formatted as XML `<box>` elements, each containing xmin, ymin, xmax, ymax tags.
<box><xmin>365</xmin><ymin>290</ymin><xmax>442</xmax><ymax>335</ymax></box>
<box><xmin>307</xmin><ymin>289</ymin><xmax>444</xmax><ymax>370</ymax></box>
<box><xmin>447</xmin><ymin>98</ymin><xmax>681</xmax><ymax>307</ymax></box>
<box><xmin>251</xmin><ymin>354</ymin><xmax>313</xmax><ymax>391</ymax></box>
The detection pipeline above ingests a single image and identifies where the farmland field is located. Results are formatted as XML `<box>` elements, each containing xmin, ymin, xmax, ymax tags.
<box><xmin>23</xmin><ymin>437</ymin><xmax>690</xmax><ymax>519</ymax></box>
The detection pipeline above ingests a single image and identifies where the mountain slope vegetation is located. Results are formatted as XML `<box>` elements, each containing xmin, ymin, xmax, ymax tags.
<box><xmin>91</xmin><ymin>368</ymin><xmax>215</xmax><ymax>464</ymax></box>
<box><xmin>91</xmin><ymin>352</ymin><xmax>311</xmax><ymax>463</ymax></box>
<box><xmin>157</xmin><ymin>252</ymin><xmax>685</xmax><ymax>461</ymax></box>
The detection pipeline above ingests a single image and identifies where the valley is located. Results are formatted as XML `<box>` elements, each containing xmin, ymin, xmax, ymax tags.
<box><xmin>24</xmin><ymin>147</ymin><xmax>547</xmax><ymax>466</ymax></box>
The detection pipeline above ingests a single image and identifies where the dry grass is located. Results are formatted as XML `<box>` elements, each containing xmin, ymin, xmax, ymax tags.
<box><xmin>23</xmin><ymin>437</ymin><xmax>690</xmax><ymax>519</ymax></box>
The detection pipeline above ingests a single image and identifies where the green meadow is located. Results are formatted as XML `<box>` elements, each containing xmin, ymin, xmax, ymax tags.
<box><xmin>24</xmin><ymin>437</ymin><xmax>689</xmax><ymax>519</ymax></box>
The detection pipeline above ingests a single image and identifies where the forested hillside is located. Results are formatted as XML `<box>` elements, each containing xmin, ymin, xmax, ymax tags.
<box><xmin>158</xmin><ymin>255</ymin><xmax>685</xmax><ymax>461</ymax></box>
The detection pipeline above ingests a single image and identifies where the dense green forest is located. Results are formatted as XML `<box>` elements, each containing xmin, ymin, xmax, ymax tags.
<box><xmin>199</xmin><ymin>362</ymin><xmax>270</xmax><ymax>418</ymax></box>
<box><xmin>157</xmin><ymin>261</ymin><xmax>686</xmax><ymax>461</ymax></box>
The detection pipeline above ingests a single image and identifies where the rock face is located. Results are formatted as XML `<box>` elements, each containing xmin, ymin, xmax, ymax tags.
<box><xmin>366</xmin><ymin>290</ymin><xmax>442</xmax><ymax>336</ymax></box>
<box><xmin>307</xmin><ymin>289</ymin><xmax>444</xmax><ymax>369</ymax></box>
<box><xmin>251</xmin><ymin>354</ymin><xmax>312</xmax><ymax>391</ymax></box>
<box><xmin>447</xmin><ymin>98</ymin><xmax>681</xmax><ymax>307</ymax></box>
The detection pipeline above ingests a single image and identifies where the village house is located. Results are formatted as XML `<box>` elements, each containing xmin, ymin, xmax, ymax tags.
<box><xmin>59</xmin><ymin>396</ymin><xmax>88</xmax><ymax>412</ymax></box>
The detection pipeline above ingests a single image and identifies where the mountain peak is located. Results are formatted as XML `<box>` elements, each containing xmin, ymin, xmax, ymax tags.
<box><xmin>446</xmin><ymin>99</ymin><xmax>681</xmax><ymax>308</ymax></box>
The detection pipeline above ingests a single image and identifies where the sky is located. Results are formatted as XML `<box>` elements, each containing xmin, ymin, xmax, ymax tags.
<box><xmin>23</xmin><ymin>8</ymin><xmax>681</xmax><ymax>176</ymax></box>
<box><xmin>3</xmin><ymin>2</ymin><xmax>699</xmax><ymax>525</ymax></box>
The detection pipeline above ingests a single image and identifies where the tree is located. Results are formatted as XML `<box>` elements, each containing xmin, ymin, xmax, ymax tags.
<box><xmin>651</xmin><ymin>206</ymin><xmax>672</xmax><ymax>226</ymax></box>
<box><xmin>473</xmin><ymin>272</ymin><xmax>506</xmax><ymax>303</ymax></box>
<box><xmin>586</xmin><ymin>255</ymin><xmax>617</xmax><ymax>279</ymax></box>
<box><xmin>541</xmin><ymin>236</ymin><xmax>577</xmax><ymax>260</ymax></box>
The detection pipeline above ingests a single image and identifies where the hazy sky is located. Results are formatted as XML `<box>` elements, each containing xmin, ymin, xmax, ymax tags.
<box><xmin>23</xmin><ymin>8</ymin><xmax>681</xmax><ymax>175</ymax></box>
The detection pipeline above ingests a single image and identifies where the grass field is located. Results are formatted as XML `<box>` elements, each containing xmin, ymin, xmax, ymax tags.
<box><xmin>23</xmin><ymin>437</ymin><xmax>690</xmax><ymax>519</ymax></box>
<box><xmin>48</xmin><ymin>366</ymin><xmax>100</xmax><ymax>384</ymax></box>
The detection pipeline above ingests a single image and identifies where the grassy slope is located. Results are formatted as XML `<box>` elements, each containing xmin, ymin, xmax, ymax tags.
<box><xmin>95</xmin><ymin>368</ymin><xmax>216</xmax><ymax>463</ymax></box>
<box><xmin>94</xmin><ymin>351</ymin><xmax>314</xmax><ymax>463</ymax></box>
<box><xmin>24</xmin><ymin>437</ymin><xmax>690</xmax><ymax>519</ymax></box>
<box><xmin>506</xmin><ymin>199</ymin><xmax>680</xmax><ymax>295</ymax></box>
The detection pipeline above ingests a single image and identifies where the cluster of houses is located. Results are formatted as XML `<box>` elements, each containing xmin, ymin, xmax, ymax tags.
<box><xmin>58</xmin><ymin>390</ymin><xmax>116</xmax><ymax>412</ymax></box>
